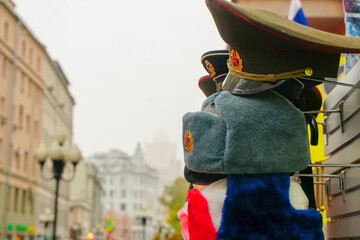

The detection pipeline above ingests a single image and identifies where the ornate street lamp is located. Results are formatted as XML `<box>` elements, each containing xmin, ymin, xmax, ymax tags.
<box><xmin>136</xmin><ymin>205</ymin><xmax>153</xmax><ymax>240</ymax></box>
<box><xmin>39</xmin><ymin>207</ymin><xmax>54</xmax><ymax>239</ymax></box>
<box><xmin>36</xmin><ymin>127</ymin><xmax>81</xmax><ymax>240</ymax></box>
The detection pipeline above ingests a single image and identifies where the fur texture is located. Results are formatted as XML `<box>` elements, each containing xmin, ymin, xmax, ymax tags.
<box><xmin>217</xmin><ymin>174</ymin><xmax>324</xmax><ymax>240</ymax></box>
<box><xmin>186</xmin><ymin>188</ymin><xmax>217</xmax><ymax>240</ymax></box>
<box><xmin>177</xmin><ymin>206</ymin><xmax>189</xmax><ymax>240</ymax></box>
<box><xmin>183</xmin><ymin>91</ymin><xmax>310</xmax><ymax>175</ymax></box>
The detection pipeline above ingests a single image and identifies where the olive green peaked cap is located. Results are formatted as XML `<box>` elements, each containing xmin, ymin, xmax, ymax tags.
<box><xmin>198</xmin><ymin>75</ymin><xmax>217</xmax><ymax>97</ymax></box>
<box><xmin>206</xmin><ymin>0</ymin><xmax>360</xmax><ymax>86</ymax></box>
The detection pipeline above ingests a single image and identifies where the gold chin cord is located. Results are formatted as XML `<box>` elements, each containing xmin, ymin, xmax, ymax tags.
<box><xmin>227</xmin><ymin>60</ymin><xmax>313</xmax><ymax>83</ymax></box>
<box><xmin>227</xmin><ymin>60</ymin><xmax>360</xmax><ymax>89</ymax></box>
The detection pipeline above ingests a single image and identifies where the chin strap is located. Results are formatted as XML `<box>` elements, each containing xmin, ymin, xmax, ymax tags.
<box><xmin>305</xmin><ymin>113</ymin><xmax>319</xmax><ymax>146</ymax></box>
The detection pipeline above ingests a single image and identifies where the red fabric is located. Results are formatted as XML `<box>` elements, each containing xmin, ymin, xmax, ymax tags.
<box><xmin>177</xmin><ymin>207</ymin><xmax>189</xmax><ymax>240</ymax></box>
<box><xmin>186</xmin><ymin>189</ymin><xmax>217</xmax><ymax>240</ymax></box>
<box><xmin>198</xmin><ymin>76</ymin><xmax>213</xmax><ymax>86</ymax></box>
<box><xmin>313</xmin><ymin>86</ymin><xmax>323</xmax><ymax>102</ymax></box>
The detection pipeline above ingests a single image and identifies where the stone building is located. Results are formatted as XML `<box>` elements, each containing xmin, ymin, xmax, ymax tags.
<box><xmin>100</xmin><ymin>210</ymin><xmax>132</xmax><ymax>240</ymax></box>
<box><xmin>69</xmin><ymin>162</ymin><xmax>102</xmax><ymax>240</ymax></box>
<box><xmin>0</xmin><ymin>0</ymin><xmax>75</xmax><ymax>239</ymax></box>
<box><xmin>35</xmin><ymin>59</ymin><xmax>75</xmax><ymax>240</ymax></box>
<box><xmin>87</xmin><ymin>144</ymin><xmax>159</xmax><ymax>240</ymax></box>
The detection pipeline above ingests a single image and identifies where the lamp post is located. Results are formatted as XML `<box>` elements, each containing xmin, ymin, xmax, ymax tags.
<box><xmin>136</xmin><ymin>205</ymin><xmax>152</xmax><ymax>240</ymax></box>
<box><xmin>36</xmin><ymin>127</ymin><xmax>81</xmax><ymax>240</ymax></box>
<box><xmin>39</xmin><ymin>208</ymin><xmax>54</xmax><ymax>240</ymax></box>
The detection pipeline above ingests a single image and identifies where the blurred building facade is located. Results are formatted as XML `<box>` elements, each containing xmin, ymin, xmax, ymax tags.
<box><xmin>87</xmin><ymin>145</ymin><xmax>159</xmax><ymax>240</ymax></box>
<box><xmin>100</xmin><ymin>210</ymin><xmax>132</xmax><ymax>240</ymax></box>
<box><xmin>69</xmin><ymin>162</ymin><xmax>102</xmax><ymax>240</ymax></box>
<box><xmin>0</xmin><ymin>0</ymin><xmax>75</xmax><ymax>240</ymax></box>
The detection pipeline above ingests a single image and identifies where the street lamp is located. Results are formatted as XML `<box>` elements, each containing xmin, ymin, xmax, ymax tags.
<box><xmin>39</xmin><ymin>208</ymin><xmax>54</xmax><ymax>239</ymax></box>
<box><xmin>136</xmin><ymin>205</ymin><xmax>153</xmax><ymax>240</ymax></box>
<box><xmin>36</xmin><ymin>127</ymin><xmax>81</xmax><ymax>240</ymax></box>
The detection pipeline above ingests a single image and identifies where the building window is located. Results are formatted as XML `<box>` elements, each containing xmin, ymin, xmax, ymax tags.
<box><xmin>29</xmin><ymin>193</ymin><xmax>34</xmax><ymax>215</ymax></box>
<box><xmin>21</xmin><ymin>190</ymin><xmax>26</xmax><ymax>214</ymax></box>
<box><xmin>15</xmin><ymin>149</ymin><xmax>20</xmax><ymax>170</ymax></box>
<box><xmin>102</xmin><ymin>190</ymin><xmax>106</xmax><ymax>197</ymax></box>
<box><xmin>4</xmin><ymin>22</ymin><xmax>9</xmax><ymax>41</ymax></box>
<box><xmin>29</xmin><ymin>48</ymin><xmax>33</xmax><ymax>65</ymax></box>
<box><xmin>34</xmin><ymin>121</ymin><xmax>39</xmax><ymax>139</ymax></box>
<box><xmin>24</xmin><ymin>151</ymin><xmax>28</xmax><ymax>172</ymax></box>
<box><xmin>21</xmin><ymin>41</ymin><xmax>26</xmax><ymax>57</ymax></box>
<box><xmin>2</xmin><ymin>57</ymin><xmax>7</xmax><ymax>78</ymax></box>
<box><xmin>0</xmin><ymin>138</ymin><xmax>2</xmax><ymax>164</ymax></box>
<box><xmin>0</xmin><ymin>97</ymin><xmax>5</xmax><ymax>114</ymax></box>
<box><xmin>25</xmin><ymin>116</ymin><xmax>30</xmax><ymax>134</ymax></box>
<box><xmin>121</xmin><ymin>177</ymin><xmax>126</xmax><ymax>184</ymax></box>
<box><xmin>121</xmin><ymin>203</ymin><xmax>126</xmax><ymax>211</ymax></box>
<box><xmin>27</xmin><ymin>80</ymin><xmax>32</xmax><ymax>98</ymax></box>
<box><xmin>18</xmin><ymin>106</ymin><xmax>23</xmax><ymax>128</ymax></box>
<box><xmin>14</xmin><ymin>188</ymin><xmax>19</xmax><ymax>212</ymax></box>
<box><xmin>110</xmin><ymin>190</ymin><xmax>114</xmax><ymax>197</ymax></box>
<box><xmin>20</xmin><ymin>73</ymin><xmax>25</xmax><ymax>93</ymax></box>
<box><xmin>36</xmin><ymin>56</ymin><xmax>41</xmax><ymax>72</ymax></box>
<box><xmin>32</xmin><ymin>156</ymin><xmax>37</xmax><ymax>176</ymax></box>
<box><xmin>36</xmin><ymin>87</ymin><xmax>41</xmax><ymax>103</ymax></box>
<box><xmin>121</xmin><ymin>190</ymin><xmax>126</xmax><ymax>198</ymax></box>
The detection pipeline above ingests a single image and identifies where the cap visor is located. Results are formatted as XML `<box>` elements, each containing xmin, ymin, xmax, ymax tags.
<box><xmin>223</xmin><ymin>72</ymin><xmax>285</xmax><ymax>95</ymax></box>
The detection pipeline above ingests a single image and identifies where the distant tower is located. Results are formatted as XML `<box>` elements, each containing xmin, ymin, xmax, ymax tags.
<box><xmin>133</xmin><ymin>142</ymin><xmax>145</xmax><ymax>165</ymax></box>
<box><xmin>144</xmin><ymin>130</ymin><xmax>183</xmax><ymax>186</ymax></box>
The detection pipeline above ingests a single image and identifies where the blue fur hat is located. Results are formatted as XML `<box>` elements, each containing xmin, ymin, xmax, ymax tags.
<box><xmin>182</xmin><ymin>91</ymin><xmax>310</xmax><ymax>174</ymax></box>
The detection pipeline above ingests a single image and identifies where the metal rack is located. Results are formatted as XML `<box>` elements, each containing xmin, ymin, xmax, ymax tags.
<box><xmin>304</xmin><ymin>62</ymin><xmax>360</xmax><ymax>239</ymax></box>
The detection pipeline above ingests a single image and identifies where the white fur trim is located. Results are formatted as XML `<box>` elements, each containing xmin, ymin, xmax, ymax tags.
<box><xmin>289</xmin><ymin>180</ymin><xmax>309</xmax><ymax>210</ymax></box>
<box><xmin>201</xmin><ymin>179</ymin><xmax>227</xmax><ymax>231</ymax></box>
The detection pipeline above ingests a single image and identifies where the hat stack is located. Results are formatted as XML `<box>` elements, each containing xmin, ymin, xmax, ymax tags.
<box><xmin>198</xmin><ymin>50</ymin><xmax>229</xmax><ymax>97</ymax></box>
<box><xmin>183</xmin><ymin>0</ymin><xmax>360</xmax><ymax>184</ymax></box>
<box><xmin>185</xmin><ymin>50</ymin><xmax>229</xmax><ymax>184</ymax></box>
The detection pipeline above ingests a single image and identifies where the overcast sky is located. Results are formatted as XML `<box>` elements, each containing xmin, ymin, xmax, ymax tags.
<box><xmin>12</xmin><ymin>0</ymin><xmax>226</xmax><ymax>158</ymax></box>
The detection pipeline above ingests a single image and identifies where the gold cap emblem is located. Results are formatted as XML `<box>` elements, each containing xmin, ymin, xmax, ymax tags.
<box><xmin>230</xmin><ymin>49</ymin><xmax>243</xmax><ymax>72</ymax></box>
<box><xmin>205</xmin><ymin>60</ymin><xmax>216</xmax><ymax>77</ymax></box>
<box><xmin>184</xmin><ymin>130</ymin><xmax>193</xmax><ymax>153</ymax></box>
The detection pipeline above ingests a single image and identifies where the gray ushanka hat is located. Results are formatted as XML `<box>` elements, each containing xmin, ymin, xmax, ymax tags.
<box><xmin>182</xmin><ymin>90</ymin><xmax>310</xmax><ymax>174</ymax></box>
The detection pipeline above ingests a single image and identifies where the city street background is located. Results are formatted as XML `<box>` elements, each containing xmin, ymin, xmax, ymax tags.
<box><xmin>12</xmin><ymin>0</ymin><xmax>225</xmax><ymax>158</ymax></box>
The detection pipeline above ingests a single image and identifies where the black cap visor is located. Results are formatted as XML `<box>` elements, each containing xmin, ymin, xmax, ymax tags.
<box><xmin>223</xmin><ymin>72</ymin><xmax>285</xmax><ymax>96</ymax></box>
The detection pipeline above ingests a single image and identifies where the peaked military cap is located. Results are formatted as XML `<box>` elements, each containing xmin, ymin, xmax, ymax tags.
<box><xmin>199</xmin><ymin>75</ymin><xmax>217</xmax><ymax>97</ymax></box>
<box><xmin>206</xmin><ymin>0</ymin><xmax>360</xmax><ymax>95</ymax></box>
<box><xmin>201</xmin><ymin>50</ymin><xmax>229</xmax><ymax>92</ymax></box>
